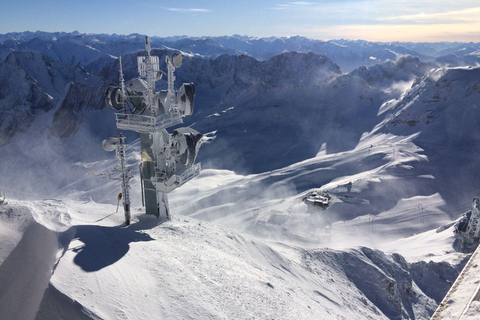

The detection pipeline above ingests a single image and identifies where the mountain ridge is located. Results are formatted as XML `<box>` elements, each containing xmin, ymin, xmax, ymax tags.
<box><xmin>1</xmin><ymin>31</ymin><xmax>480</xmax><ymax>319</ymax></box>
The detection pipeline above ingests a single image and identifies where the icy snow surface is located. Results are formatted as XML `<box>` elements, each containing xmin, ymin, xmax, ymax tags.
<box><xmin>0</xmin><ymin>128</ymin><xmax>470</xmax><ymax>319</ymax></box>
<box><xmin>0</xmin><ymin>196</ymin><xmax>464</xmax><ymax>320</ymax></box>
<box><xmin>431</xmin><ymin>244</ymin><xmax>480</xmax><ymax>319</ymax></box>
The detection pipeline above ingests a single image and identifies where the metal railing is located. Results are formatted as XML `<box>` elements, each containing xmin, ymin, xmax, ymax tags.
<box><xmin>430</xmin><ymin>243</ymin><xmax>480</xmax><ymax>319</ymax></box>
<box><xmin>116</xmin><ymin>113</ymin><xmax>183</xmax><ymax>133</ymax></box>
<box><xmin>178</xmin><ymin>163</ymin><xmax>201</xmax><ymax>187</ymax></box>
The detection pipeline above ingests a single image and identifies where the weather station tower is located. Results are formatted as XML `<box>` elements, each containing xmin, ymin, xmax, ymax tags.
<box><xmin>104</xmin><ymin>36</ymin><xmax>202</xmax><ymax>224</ymax></box>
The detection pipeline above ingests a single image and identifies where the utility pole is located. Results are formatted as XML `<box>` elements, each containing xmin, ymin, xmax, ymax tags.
<box><xmin>100</xmin><ymin>134</ymin><xmax>133</xmax><ymax>225</ymax></box>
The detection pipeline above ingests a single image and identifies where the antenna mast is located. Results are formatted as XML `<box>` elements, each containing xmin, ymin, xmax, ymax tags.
<box><xmin>98</xmin><ymin>134</ymin><xmax>133</xmax><ymax>225</ymax></box>
<box><xmin>104</xmin><ymin>36</ymin><xmax>202</xmax><ymax>222</ymax></box>
<box><xmin>119</xmin><ymin>56</ymin><xmax>126</xmax><ymax>115</ymax></box>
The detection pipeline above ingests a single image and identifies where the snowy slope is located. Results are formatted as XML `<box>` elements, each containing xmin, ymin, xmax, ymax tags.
<box><xmin>0</xmin><ymin>199</ymin><xmax>465</xmax><ymax>320</ymax></box>
<box><xmin>0</xmin><ymin>111</ymin><xmax>472</xmax><ymax>319</ymax></box>
<box><xmin>371</xmin><ymin>66</ymin><xmax>480</xmax><ymax>212</ymax></box>
<box><xmin>168</xmin><ymin>132</ymin><xmax>451</xmax><ymax>246</ymax></box>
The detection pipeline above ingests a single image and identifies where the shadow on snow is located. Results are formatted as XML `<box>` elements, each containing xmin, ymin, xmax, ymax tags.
<box><xmin>66</xmin><ymin>218</ymin><xmax>156</xmax><ymax>272</ymax></box>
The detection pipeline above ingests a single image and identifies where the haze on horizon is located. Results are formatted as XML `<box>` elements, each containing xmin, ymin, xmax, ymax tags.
<box><xmin>1</xmin><ymin>0</ymin><xmax>479</xmax><ymax>43</ymax></box>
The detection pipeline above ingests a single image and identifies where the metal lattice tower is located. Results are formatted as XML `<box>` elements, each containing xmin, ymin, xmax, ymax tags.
<box><xmin>104</xmin><ymin>36</ymin><xmax>201</xmax><ymax>221</ymax></box>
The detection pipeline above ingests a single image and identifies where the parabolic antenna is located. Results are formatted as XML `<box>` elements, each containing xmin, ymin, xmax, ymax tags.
<box><xmin>172</xmin><ymin>127</ymin><xmax>202</xmax><ymax>167</ymax></box>
<box><xmin>125</xmin><ymin>78</ymin><xmax>149</xmax><ymax>113</ymax></box>
<box><xmin>102</xmin><ymin>136</ymin><xmax>120</xmax><ymax>152</ymax></box>
<box><xmin>172</xmin><ymin>52</ymin><xmax>183</xmax><ymax>68</ymax></box>
<box><xmin>176</xmin><ymin>83</ymin><xmax>195</xmax><ymax>115</ymax></box>
<box><xmin>105</xmin><ymin>86</ymin><xmax>124</xmax><ymax>111</ymax></box>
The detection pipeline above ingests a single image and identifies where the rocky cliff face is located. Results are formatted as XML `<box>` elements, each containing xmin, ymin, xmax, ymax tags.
<box><xmin>351</xmin><ymin>55</ymin><xmax>438</xmax><ymax>88</ymax></box>
<box><xmin>50</xmin><ymin>82</ymin><xmax>107</xmax><ymax>138</ymax></box>
<box><xmin>0</xmin><ymin>52</ymin><xmax>54</xmax><ymax>146</ymax></box>
<box><xmin>0</xmin><ymin>51</ymin><xmax>98</xmax><ymax>145</ymax></box>
<box><xmin>303</xmin><ymin>247</ymin><xmax>465</xmax><ymax>320</ymax></box>
<box><xmin>375</xmin><ymin>66</ymin><xmax>480</xmax><ymax>211</ymax></box>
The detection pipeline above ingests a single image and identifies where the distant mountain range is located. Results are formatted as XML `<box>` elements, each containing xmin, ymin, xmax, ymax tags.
<box><xmin>1</xmin><ymin>31</ymin><xmax>480</xmax><ymax>204</ymax></box>
<box><xmin>2</xmin><ymin>31</ymin><xmax>480</xmax><ymax>72</ymax></box>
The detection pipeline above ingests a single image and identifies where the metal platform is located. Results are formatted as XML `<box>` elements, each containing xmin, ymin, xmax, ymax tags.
<box><xmin>116</xmin><ymin>112</ymin><xmax>183</xmax><ymax>133</ymax></box>
<box><xmin>155</xmin><ymin>163</ymin><xmax>201</xmax><ymax>193</ymax></box>
<box><xmin>178</xmin><ymin>163</ymin><xmax>201</xmax><ymax>186</ymax></box>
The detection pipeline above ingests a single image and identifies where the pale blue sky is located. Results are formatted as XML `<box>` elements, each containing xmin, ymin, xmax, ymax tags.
<box><xmin>1</xmin><ymin>0</ymin><xmax>479</xmax><ymax>42</ymax></box>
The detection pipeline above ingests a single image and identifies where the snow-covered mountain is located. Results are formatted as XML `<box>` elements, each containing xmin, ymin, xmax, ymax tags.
<box><xmin>0</xmin><ymin>48</ymin><xmax>437</xmax><ymax>192</ymax></box>
<box><xmin>0</xmin><ymin>192</ymin><xmax>466</xmax><ymax>320</ymax></box>
<box><xmin>1</xmin><ymin>31</ymin><xmax>480</xmax><ymax>319</ymax></box>
<box><xmin>2</xmin><ymin>31</ymin><xmax>479</xmax><ymax>73</ymax></box>
<box><xmin>373</xmin><ymin>66</ymin><xmax>480</xmax><ymax>210</ymax></box>
<box><xmin>0</xmin><ymin>50</ymin><xmax>101</xmax><ymax>146</ymax></box>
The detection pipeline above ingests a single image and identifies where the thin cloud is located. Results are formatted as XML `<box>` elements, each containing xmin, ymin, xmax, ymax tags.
<box><xmin>299</xmin><ymin>22</ymin><xmax>480</xmax><ymax>42</ymax></box>
<box><xmin>378</xmin><ymin>7</ymin><xmax>480</xmax><ymax>24</ymax></box>
<box><xmin>289</xmin><ymin>1</ymin><xmax>314</xmax><ymax>4</ymax></box>
<box><xmin>274</xmin><ymin>2</ymin><xmax>314</xmax><ymax>9</ymax></box>
<box><xmin>167</xmin><ymin>8</ymin><xmax>211</xmax><ymax>13</ymax></box>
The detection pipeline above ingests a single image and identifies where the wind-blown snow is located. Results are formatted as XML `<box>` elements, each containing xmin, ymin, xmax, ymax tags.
<box><xmin>2</xmin><ymin>31</ymin><xmax>480</xmax><ymax>319</ymax></box>
<box><xmin>0</xmin><ymin>198</ymin><xmax>465</xmax><ymax>320</ymax></box>
<box><xmin>0</xmin><ymin>123</ymin><xmax>472</xmax><ymax>319</ymax></box>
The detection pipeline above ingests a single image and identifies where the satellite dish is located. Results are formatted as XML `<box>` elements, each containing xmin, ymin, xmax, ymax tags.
<box><xmin>126</xmin><ymin>78</ymin><xmax>148</xmax><ymax>92</ymax></box>
<box><xmin>172</xmin><ymin>52</ymin><xmax>183</xmax><ymax>68</ymax></box>
<box><xmin>102</xmin><ymin>137</ymin><xmax>120</xmax><ymax>152</ymax></box>
<box><xmin>177</xmin><ymin>83</ymin><xmax>195</xmax><ymax>115</ymax></box>
<box><xmin>105</xmin><ymin>86</ymin><xmax>123</xmax><ymax>111</ymax></box>
<box><xmin>125</xmin><ymin>78</ymin><xmax>149</xmax><ymax>113</ymax></box>
<box><xmin>172</xmin><ymin>127</ymin><xmax>202</xmax><ymax>167</ymax></box>
<box><xmin>156</xmin><ymin>90</ymin><xmax>168</xmax><ymax>115</ymax></box>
